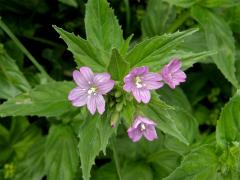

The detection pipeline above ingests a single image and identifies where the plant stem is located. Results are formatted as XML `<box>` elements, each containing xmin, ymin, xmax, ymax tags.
<box><xmin>0</xmin><ymin>17</ymin><xmax>52</xmax><ymax>81</ymax></box>
<box><xmin>167</xmin><ymin>11</ymin><xmax>190</xmax><ymax>33</ymax></box>
<box><xmin>124</xmin><ymin>0</ymin><xmax>130</xmax><ymax>36</ymax></box>
<box><xmin>112</xmin><ymin>139</ymin><xmax>122</xmax><ymax>180</ymax></box>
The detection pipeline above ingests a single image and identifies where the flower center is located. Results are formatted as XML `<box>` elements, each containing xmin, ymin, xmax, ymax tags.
<box><xmin>88</xmin><ymin>87</ymin><xmax>97</xmax><ymax>95</ymax></box>
<box><xmin>140</xmin><ymin>123</ymin><xmax>146</xmax><ymax>131</ymax></box>
<box><xmin>135</xmin><ymin>76</ymin><xmax>143</xmax><ymax>88</ymax></box>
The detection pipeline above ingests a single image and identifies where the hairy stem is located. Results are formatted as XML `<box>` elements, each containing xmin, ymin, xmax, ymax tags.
<box><xmin>112</xmin><ymin>139</ymin><xmax>122</xmax><ymax>180</ymax></box>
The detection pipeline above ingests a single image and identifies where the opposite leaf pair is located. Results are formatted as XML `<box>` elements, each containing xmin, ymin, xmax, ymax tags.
<box><xmin>68</xmin><ymin>59</ymin><xmax>186</xmax><ymax>115</ymax></box>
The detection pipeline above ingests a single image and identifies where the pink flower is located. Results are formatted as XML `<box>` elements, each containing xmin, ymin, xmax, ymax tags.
<box><xmin>123</xmin><ymin>66</ymin><xmax>163</xmax><ymax>103</ymax></box>
<box><xmin>127</xmin><ymin>116</ymin><xmax>158</xmax><ymax>142</ymax></box>
<box><xmin>68</xmin><ymin>67</ymin><xmax>114</xmax><ymax>115</ymax></box>
<box><xmin>161</xmin><ymin>59</ymin><xmax>186</xmax><ymax>89</ymax></box>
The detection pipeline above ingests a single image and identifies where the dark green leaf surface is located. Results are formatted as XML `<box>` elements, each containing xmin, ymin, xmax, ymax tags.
<box><xmin>141</xmin><ymin>0</ymin><xmax>176</xmax><ymax>37</ymax></box>
<box><xmin>0</xmin><ymin>82</ymin><xmax>75</xmax><ymax>117</ymax></box>
<box><xmin>192</xmin><ymin>6</ymin><xmax>238</xmax><ymax>87</ymax></box>
<box><xmin>0</xmin><ymin>48</ymin><xmax>31</xmax><ymax>99</ymax></box>
<box><xmin>14</xmin><ymin>138</ymin><xmax>46</xmax><ymax>180</ymax></box>
<box><xmin>164</xmin><ymin>145</ymin><xmax>218</xmax><ymax>179</ymax></box>
<box><xmin>53</xmin><ymin>26</ymin><xmax>106</xmax><ymax>71</ymax></box>
<box><xmin>85</xmin><ymin>0</ymin><xmax>124</xmax><ymax>52</ymax></box>
<box><xmin>216</xmin><ymin>90</ymin><xmax>240</xmax><ymax>149</ymax></box>
<box><xmin>45</xmin><ymin>125</ymin><xmax>78</xmax><ymax>180</ymax></box>
<box><xmin>108</xmin><ymin>48</ymin><xmax>129</xmax><ymax>81</ymax></box>
<box><xmin>126</xmin><ymin>29</ymin><xmax>198</xmax><ymax>68</ymax></box>
<box><xmin>78</xmin><ymin>114</ymin><xmax>116</xmax><ymax>180</ymax></box>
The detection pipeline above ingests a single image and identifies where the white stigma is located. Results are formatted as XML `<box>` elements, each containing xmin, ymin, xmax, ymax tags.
<box><xmin>88</xmin><ymin>87</ymin><xmax>97</xmax><ymax>95</ymax></box>
<box><xmin>140</xmin><ymin>123</ymin><xmax>146</xmax><ymax>131</ymax></box>
<box><xmin>135</xmin><ymin>76</ymin><xmax>143</xmax><ymax>88</ymax></box>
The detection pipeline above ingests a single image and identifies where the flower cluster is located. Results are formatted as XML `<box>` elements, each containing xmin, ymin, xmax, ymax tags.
<box><xmin>68</xmin><ymin>59</ymin><xmax>186</xmax><ymax>142</ymax></box>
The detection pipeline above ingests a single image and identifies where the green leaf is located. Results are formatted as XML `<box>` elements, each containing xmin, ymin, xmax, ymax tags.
<box><xmin>53</xmin><ymin>26</ymin><xmax>106</xmax><ymax>71</ymax></box>
<box><xmin>148</xmin><ymin>149</ymin><xmax>181</xmax><ymax>179</ymax></box>
<box><xmin>164</xmin><ymin>145</ymin><xmax>219</xmax><ymax>179</ymax></box>
<box><xmin>0</xmin><ymin>82</ymin><xmax>75</xmax><ymax>117</ymax></box>
<box><xmin>0</xmin><ymin>48</ymin><xmax>31</xmax><ymax>99</ymax></box>
<box><xmin>107</xmin><ymin>48</ymin><xmax>129</xmax><ymax>81</ymax></box>
<box><xmin>45</xmin><ymin>124</ymin><xmax>78</xmax><ymax>180</ymax></box>
<box><xmin>216</xmin><ymin>90</ymin><xmax>240</xmax><ymax>149</ymax></box>
<box><xmin>122</xmin><ymin>100</ymin><xmax>135</xmax><ymax>126</ymax></box>
<box><xmin>12</xmin><ymin>125</ymin><xmax>42</xmax><ymax>159</ymax></box>
<box><xmin>85</xmin><ymin>0</ymin><xmax>124</xmax><ymax>52</ymax></box>
<box><xmin>191</xmin><ymin>6</ymin><xmax>238</xmax><ymax>87</ymax></box>
<box><xmin>141</xmin><ymin>0</ymin><xmax>176</xmax><ymax>37</ymax></box>
<box><xmin>157</xmin><ymin>86</ymin><xmax>192</xmax><ymax>113</ymax></box>
<box><xmin>14</xmin><ymin>138</ymin><xmax>46</xmax><ymax>180</ymax></box>
<box><xmin>200</xmin><ymin>0</ymin><xmax>240</xmax><ymax>8</ymax></box>
<box><xmin>58</xmin><ymin>0</ymin><xmax>78</xmax><ymax>7</ymax></box>
<box><xmin>141</xmin><ymin>98</ymin><xmax>198</xmax><ymax>145</ymax></box>
<box><xmin>93</xmin><ymin>162</ymin><xmax>118</xmax><ymax>180</ymax></box>
<box><xmin>78</xmin><ymin>113</ymin><xmax>115</xmax><ymax>180</ymax></box>
<box><xmin>163</xmin><ymin>0</ymin><xmax>198</xmax><ymax>7</ymax></box>
<box><xmin>126</xmin><ymin>29</ymin><xmax>198</xmax><ymax>68</ymax></box>
<box><xmin>121</xmin><ymin>161</ymin><xmax>153</xmax><ymax>180</ymax></box>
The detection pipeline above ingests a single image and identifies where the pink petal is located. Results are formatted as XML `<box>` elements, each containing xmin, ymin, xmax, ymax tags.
<box><xmin>95</xmin><ymin>95</ymin><xmax>105</xmax><ymax>114</ymax></box>
<box><xmin>123</xmin><ymin>82</ymin><xmax>133</xmax><ymax>92</ymax></box>
<box><xmin>94</xmin><ymin>73</ymin><xmax>111</xmax><ymax>84</ymax></box>
<box><xmin>127</xmin><ymin>127</ymin><xmax>143</xmax><ymax>142</ymax></box>
<box><xmin>80</xmin><ymin>67</ymin><xmax>94</xmax><ymax>82</ymax></box>
<box><xmin>139</xmin><ymin>89</ymin><xmax>151</xmax><ymax>104</ymax></box>
<box><xmin>97</xmin><ymin>80</ymin><xmax>114</xmax><ymax>94</ymax></box>
<box><xmin>87</xmin><ymin>96</ymin><xmax>97</xmax><ymax>114</ymax></box>
<box><xmin>68</xmin><ymin>87</ymin><xmax>87</xmax><ymax>101</ymax></box>
<box><xmin>73</xmin><ymin>70</ymin><xmax>88</xmax><ymax>88</ymax></box>
<box><xmin>168</xmin><ymin>59</ymin><xmax>181</xmax><ymax>72</ymax></box>
<box><xmin>71</xmin><ymin>94</ymin><xmax>88</xmax><ymax>107</ymax></box>
<box><xmin>142</xmin><ymin>72</ymin><xmax>162</xmax><ymax>81</ymax></box>
<box><xmin>143</xmin><ymin>125</ymin><xmax>158</xmax><ymax>141</ymax></box>
<box><xmin>145</xmin><ymin>81</ymin><xmax>164</xmax><ymax>90</ymax></box>
<box><xmin>132</xmin><ymin>89</ymin><xmax>142</xmax><ymax>103</ymax></box>
<box><xmin>132</xmin><ymin>116</ymin><xmax>144</xmax><ymax>128</ymax></box>
<box><xmin>139</xmin><ymin>116</ymin><xmax>157</xmax><ymax>126</ymax></box>
<box><xmin>132</xmin><ymin>66</ymin><xmax>149</xmax><ymax>76</ymax></box>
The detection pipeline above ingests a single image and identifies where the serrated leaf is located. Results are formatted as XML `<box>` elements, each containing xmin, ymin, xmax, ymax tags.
<box><xmin>45</xmin><ymin>124</ymin><xmax>78</xmax><ymax>180</ymax></box>
<box><xmin>107</xmin><ymin>48</ymin><xmax>129</xmax><ymax>81</ymax></box>
<box><xmin>0</xmin><ymin>49</ymin><xmax>31</xmax><ymax>99</ymax></box>
<box><xmin>53</xmin><ymin>26</ymin><xmax>106</xmax><ymax>71</ymax></box>
<box><xmin>216</xmin><ymin>90</ymin><xmax>240</xmax><ymax>149</ymax></box>
<box><xmin>126</xmin><ymin>29</ymin><xmax>198</xmax><ymax>68</ymax></box>
<box><xmin>0</xmin><ymin>82</ymin><xmax>75</xmax><ymax>117</ymax></box>
<box><xmin>142</xmin><ymin>0</ymin><xmax>176</xmax><ymax>37</ymax></box>
<box><xmin>78</xmin><ymin>113</ymin><xmax>115</xmax><ymax>180</ymax></box>
<box><xmin>85</xmin><ymin>0</ymin><xmax>124</xmax><ymax>52</ymax></box>
<box><xmin>191</xmin><ymin>6</ymin><xmax>238</xmax><ymax>87</ymax></box>
<box><xmin>141</xmin><ymin>98</ymin><xmax>198</xmax><ymax>145</ymax></box>
<box><xmin>163</xmin><ymin>0</ymin><xmax>198</xmax><ymax>7</ymax></box>
<box><xmin>14</xmin><ymin>138</ymin><xmax>46</xmax><ymax>180</ymax></box>
<box><xmin>164</xmin><ymin>145</ymin><xmax>218</xmax><ymax>179</ymax></box>
<box><xmin>148</xmin><ymin>149</ymin><xmax>181</xmax><ymax>179</ymax></box>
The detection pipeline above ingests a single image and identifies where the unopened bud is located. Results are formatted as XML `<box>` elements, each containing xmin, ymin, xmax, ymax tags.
<box><xmin>111</xmin><ymin>112</ymin><xmax>119</xmax><ymax>128</ymax></box>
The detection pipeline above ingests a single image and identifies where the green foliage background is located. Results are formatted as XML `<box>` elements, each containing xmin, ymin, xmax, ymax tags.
<box><xmin>0</xmin><ymin>0</ymin><xmax>240</xmax><ymax>179</ymax></box>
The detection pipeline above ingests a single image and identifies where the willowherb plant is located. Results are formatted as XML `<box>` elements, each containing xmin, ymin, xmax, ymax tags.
<box><xmin>1</xmin><ymin>0</ymin><xmax>240</xmax><ymax>179</ymax></box>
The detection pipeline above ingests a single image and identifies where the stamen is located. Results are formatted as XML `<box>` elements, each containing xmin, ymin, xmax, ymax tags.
<box><xmin>87</xmin><ymin>87</ymin><xmax>97</xmax><ymax>95</ymax></box>
<box><xmin>140</xmin><ymin>123</ymin><xmax>146</xmax><ymax>131</ymax></box>
<box><xmin>135</xmin><ymin>76</ymin><xmax>143</xmax><ymax>88</ymax></box>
